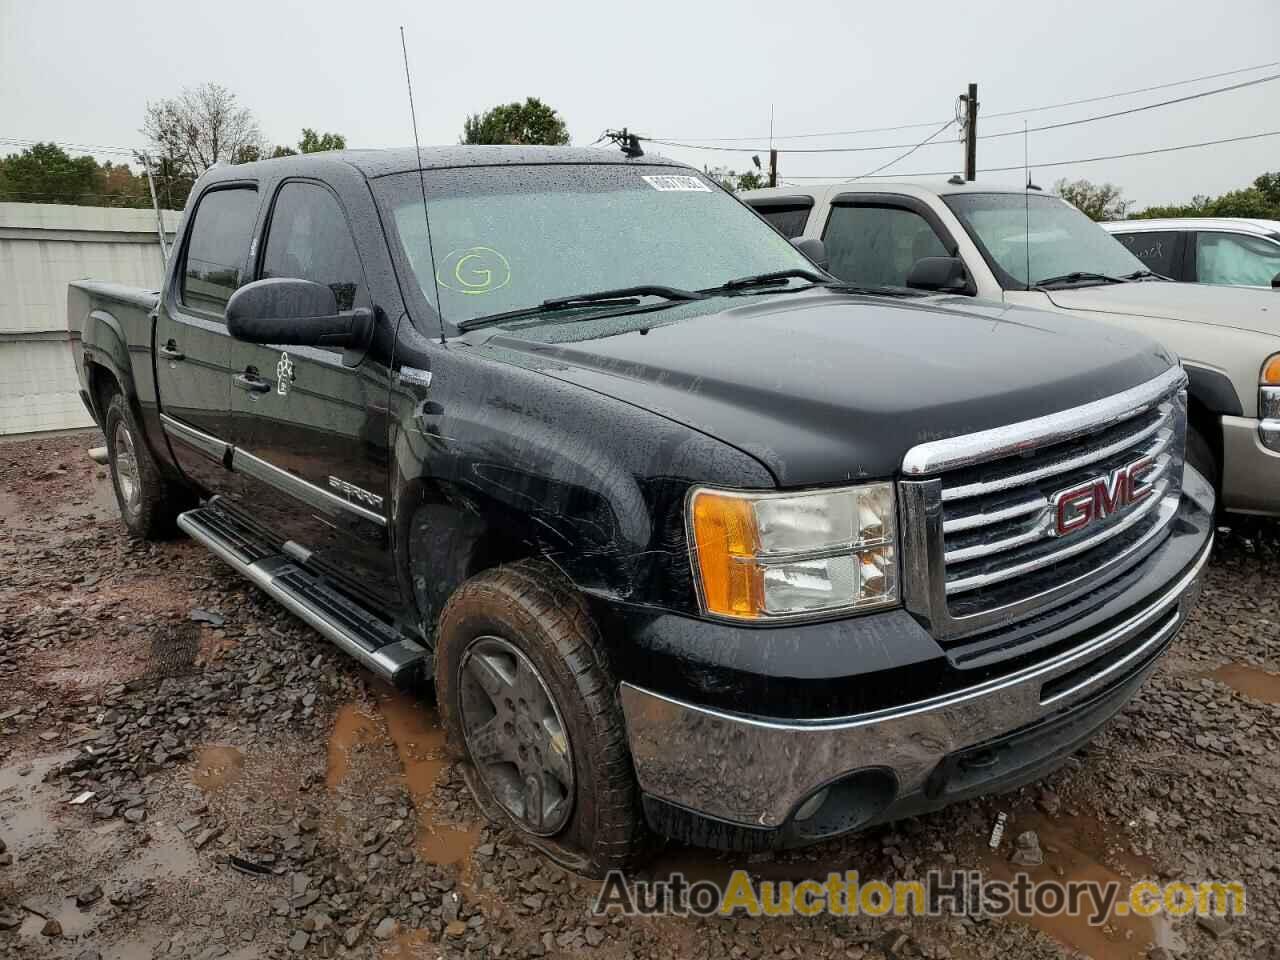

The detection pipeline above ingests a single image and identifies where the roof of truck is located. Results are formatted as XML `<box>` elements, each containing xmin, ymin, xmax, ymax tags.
<box><xmin>205</xmin><ymin>146</ymin><xmax>685</xmax><ymax>183</ymax></box>
<box><xmin>1100</xmin><ymin>217</ymin><xmax>1280</xmax><ymax>237</ymax></box>
<box><xmin>742</xmin><ymin>180</ymin><xmax>1063</xmax><ymax>202</ymax></box>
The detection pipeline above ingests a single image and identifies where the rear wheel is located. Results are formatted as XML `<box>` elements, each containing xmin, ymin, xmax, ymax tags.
<box><xmin>104</xmin><ymin>392</ymin><xmax>180</xmax><ymax>540</ymax></box>
<box><xmin>435</xmin><ymin>560</ymin><xmax>646</xmax><ymax>876</ymax></box>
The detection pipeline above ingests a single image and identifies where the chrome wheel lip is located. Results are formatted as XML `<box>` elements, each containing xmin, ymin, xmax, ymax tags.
<box><xmin>113</xmin><ymin>420</ymin><xmax>142</xmax><ymax>515</ymax></box>
<box><xmin>458</xmin><ymin>635</ymin><xmax>576</xmax><ymax>837</ymax></box>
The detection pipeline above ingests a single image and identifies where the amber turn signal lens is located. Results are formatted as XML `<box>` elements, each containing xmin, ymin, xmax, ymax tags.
<box><xmin>690</xmin><ymin>491</ymin><xmax>763</xmax><ymax>619</ymax></box>
<box><xmin>1263</xmin><ymin>354</ymin><xmax>1280</xmax><ymax>385</ymax></box>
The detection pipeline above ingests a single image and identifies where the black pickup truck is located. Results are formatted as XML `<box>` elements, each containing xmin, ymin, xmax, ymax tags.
<box><xmin>69</xmin><ymin>146</ymin><xmax>1214</xmax><ymax>875</ymax></box>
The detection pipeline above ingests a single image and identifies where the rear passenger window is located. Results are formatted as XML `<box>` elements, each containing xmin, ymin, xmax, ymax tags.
<box><xmin>754</xmin><ymin>203</ymin><xmax>813</xmax><ymax>239</ymax></box>
<box><xmin>822</xmin><ymin>204</ymin><xmax>949</xmax><ymax>287</ymax></box>
<box><xmin>1112</xmin><ymin>231</ymin><xmax>1178</xmax><ymax>277</ymax></box>
<box><xmin>261</xmin><ymin>182</ymin><xmax>367</xmax><ymax>312</ymax></box>
<box><xmin>181</xmin><ymin>187</ymin><xmax>259</xmax><ymax>316</ymax></box>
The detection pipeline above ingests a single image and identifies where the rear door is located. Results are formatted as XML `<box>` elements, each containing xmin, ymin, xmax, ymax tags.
<box><xmin>156</xmin><ymin>183</ymin><xmax>259</xmax><ymax>497</ymax></box>
<box><xmin>228</xmin><ymin>177</ymin><xmax>399</xmax><ymax>608</ymax></box>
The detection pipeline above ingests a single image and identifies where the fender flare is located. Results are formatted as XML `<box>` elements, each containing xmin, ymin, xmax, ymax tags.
<box><xmin>81</xmin><ymin>309</ymin><xmax>137</xmax><ymax>421</ymax></box>
<box><xmin>1183</xmin><ymin>361</ymin><xmax>1243</xmax><ymax>418</ymax></box>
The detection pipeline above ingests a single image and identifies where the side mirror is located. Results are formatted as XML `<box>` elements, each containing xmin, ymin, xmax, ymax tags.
<box><xmin>226</xmin><ymin>278</ymin><xmax>372</xmax><ymax>348</ymax></box>
<box><xmin>1272</xmin><ymin>272</ymin><xmax>1280</xmax><ymax>289</ymax></box>
<box><xmin>790</xmin><ymin>237</ymin><xmax>830</xmax><ymax>272</ymax></box>
<box><xmin>906</xmin><ymin>256</ymin><xmax>969</xmax><ymax>293</ymax></box>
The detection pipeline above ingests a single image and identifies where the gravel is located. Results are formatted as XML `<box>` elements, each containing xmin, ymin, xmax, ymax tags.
<box><xmin>2</xmin><ymin>431</ymin><xmax>1279</xmax><ymax>960</ymax></box>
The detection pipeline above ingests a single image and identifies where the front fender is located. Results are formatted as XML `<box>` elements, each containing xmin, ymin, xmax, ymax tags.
<box><xmin>386</xmin><ymin>331</ymin><xmax>774</xmax><ymax>636</ymax></box>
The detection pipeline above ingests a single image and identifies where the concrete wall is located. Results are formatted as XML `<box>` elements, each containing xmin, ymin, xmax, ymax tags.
<box><xmin>0</xmin><ymin>202</ymin><xmax>180</xmax><ymax>435</ymax></box>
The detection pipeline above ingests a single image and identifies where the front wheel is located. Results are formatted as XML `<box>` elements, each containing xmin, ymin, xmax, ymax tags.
<box><xmin>435</xmin><ymin>560</ymin><xmax>646</xmax><ymax>876</ymax></box>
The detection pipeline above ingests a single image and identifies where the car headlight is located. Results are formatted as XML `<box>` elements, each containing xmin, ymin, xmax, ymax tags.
<box><xmin>687</xmin><ymin>483</ymin><xmax>898</xmax><ymax>621</ymax></box>
<box><xmin>1261</xmin><ymin>354</ymin><xmax>1280</xmax><ymax>450</ymax></box>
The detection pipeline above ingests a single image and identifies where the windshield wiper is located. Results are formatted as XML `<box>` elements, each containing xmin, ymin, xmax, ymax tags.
<box><xmin>1032</xmin><ymin>271</ymin><xmax>1128</xmax><ymax>288</ymax></box>
<box><xmin>457</xmin><ymin>285</ymin><xmax>704</xmax><ymax>332</ymax></box>
<box><xmin>701</xmin><ymin>268</ymin><xmax>831</xmax><ymax>294</ymax></box>
<box><xmin>1121</xmin><ymin>269</ymin><xmax>1171</xmax><ymax>282</ymax></box>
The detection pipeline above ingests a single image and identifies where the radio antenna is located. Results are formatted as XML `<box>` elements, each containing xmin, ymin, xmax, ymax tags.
<box><xmin>1024</xmin><ymin>120</ymin><xmax>1032</xmax><ymax>291</ymax></box>
<box><xmin>400</xmin><ymin>26</ymin><xmax>445</xmax><ymax>343</ymax></box>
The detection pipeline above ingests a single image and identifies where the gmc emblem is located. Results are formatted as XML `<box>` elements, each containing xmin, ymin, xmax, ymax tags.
<box><xmin>1051</xmin><ymin>456</ymin><xmax>1158</xmax><ymax>537</ymax></box>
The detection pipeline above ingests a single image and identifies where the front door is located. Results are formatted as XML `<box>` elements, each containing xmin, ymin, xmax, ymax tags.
<box><xmin>156</xmin><ymin>184</ymin><xmax>259</xmax><ymax>497</ymax></box>
<box><xmin>228</xmin><ymin>179</ymin><xmax>399</xmax><ymax>610</ymax></box>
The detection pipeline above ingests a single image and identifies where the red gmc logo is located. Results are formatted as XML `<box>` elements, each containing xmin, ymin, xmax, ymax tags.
<box><xmin>1051</xmin><ymin>456</ymin><xmax>1158</xmax><ymax>536</ymax></box>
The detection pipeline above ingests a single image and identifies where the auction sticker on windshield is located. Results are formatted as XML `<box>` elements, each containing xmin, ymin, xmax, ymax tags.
<box><xmin>642</xmin><ymin>175</ymin><xmax>711</xmax><ymax>192</ymax></box>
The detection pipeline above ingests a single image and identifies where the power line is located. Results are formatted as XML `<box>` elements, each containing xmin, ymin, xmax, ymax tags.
<box><xmin>0</xmin><ymin>136</ymin><xmax>144</xmax><ymax>157</ymax></box>
<box><xmin>645</xmin><ymin>71</ymin><xmax>1280</xmax><ymax>154</ymax></box>
<box><xmin>779</xmin><ymin>129</ymin><xmax>1280</xmax><ymax>180</ymax></box>
<box><xmin>845</xmin><ymin>120</ymin><xmax>955</xmax><ymax>182</ymax></box>
<box><xmin>644</xmin><ymin>59</ymin><xmax>1280</xmax><ymax>144</ymax></box>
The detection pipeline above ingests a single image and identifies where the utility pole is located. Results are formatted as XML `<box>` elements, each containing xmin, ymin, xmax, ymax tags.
<box><xmin>962</xmin><ymin>83</ymin><xmax>978</xmax><ymax>182</ymax></box>
<box><xmin>768</xmin><ymin>148</ymin><xmax>777</xmax><ymax>188</ymax></box>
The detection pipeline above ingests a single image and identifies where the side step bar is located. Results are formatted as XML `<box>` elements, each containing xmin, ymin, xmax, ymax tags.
<box><xmin>177</xmin><ymin>504</ymin><xmax>429</xmax><ymax>684</ymax></box>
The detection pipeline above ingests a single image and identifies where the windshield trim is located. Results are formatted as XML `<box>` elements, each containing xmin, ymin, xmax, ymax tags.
<box><xmin>942</xmin><ymin>192</ymin><xmax>1144</xmax><ymax>292</ymax></box>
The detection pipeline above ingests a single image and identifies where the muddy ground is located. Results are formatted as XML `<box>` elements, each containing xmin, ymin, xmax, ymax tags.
<box><xmin>2</xmin><ymin>430</ymin><xmax>1278</xmax><ymax>960</ymax></box>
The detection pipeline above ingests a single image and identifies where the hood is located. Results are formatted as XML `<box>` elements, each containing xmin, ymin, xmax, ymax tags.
<box><xmin>1042</xmin><ymin>280</ymin><xmax>1280</xmax><ymax>336</ymax></box>
<box><xmin>475</xmin><ymin>290</ymin><xmax>1175</xmax><ymax>486</ymax></box>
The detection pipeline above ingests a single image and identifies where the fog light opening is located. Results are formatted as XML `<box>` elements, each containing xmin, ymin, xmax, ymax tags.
<box><xmin>795</xmin><ymin>788</ymin><xmax>829</xmax><ymax>822</ymax></box>
<box><xmin>789</xmin><ymin>768</ymin><xmax>898</xmax><ymax>840</ymax></box>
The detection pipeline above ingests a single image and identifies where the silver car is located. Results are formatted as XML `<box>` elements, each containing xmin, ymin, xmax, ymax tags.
<box><xmin>1102</xmin><ymin>217</ymin><xmax>1280</xmax><ymax>290</ymax></box>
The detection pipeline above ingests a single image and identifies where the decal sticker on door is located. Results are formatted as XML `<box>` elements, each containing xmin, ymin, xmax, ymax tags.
<box><xmin>277</xmin><ymin>352</ymin><xmax>294</xmax><ymax>396</ymax></box>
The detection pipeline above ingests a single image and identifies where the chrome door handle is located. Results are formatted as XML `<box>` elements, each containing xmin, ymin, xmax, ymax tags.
<box><xmin>159</xmin><ymin>342</ymin><xmax>184</xmax><ymax>361</ymax></box>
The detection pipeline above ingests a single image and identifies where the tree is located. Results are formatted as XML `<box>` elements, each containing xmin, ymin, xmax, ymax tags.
<box><xmin>298</xmin><ymin>129</ymin><xmax>346</xmax><ymax>153</ymax></box>
<box><xmin>1251</xmin><ymin>171</ymin><xmax>1280</xmax><ymax>207</ymax></box>
<box><xmin>0</xmin><ymin>142</ymin><xmax>99</xmax><ymax>203</ymax></box>
<box><xmin>1054</xmin><ymin>178</ymin><xmax>1131</xmax><ymax>221</ymax></box>
<box><xmin>0</xmin><ymin>142</ymin><xmax>158</xmax><ymax>208</ymax></box>
<box><xmin>461</xmin><ymin>98</ymin><xmax>569</xmax><ymax>146</ymax></box>
<box><xmin>704</xmin><ymin>166</ymin><xmax>768</xmax><ymax>193</ymax></box>
<box><xmin>142</xmin><ymin>82</ymin><xmax>265</xmax><ymax>179</ymax></box>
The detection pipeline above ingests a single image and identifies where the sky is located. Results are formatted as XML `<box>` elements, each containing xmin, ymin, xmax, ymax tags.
<box><xmin>1</xmin><ymin>0</ymin><xmax>1277</xmax><ymax>209</ymax></box>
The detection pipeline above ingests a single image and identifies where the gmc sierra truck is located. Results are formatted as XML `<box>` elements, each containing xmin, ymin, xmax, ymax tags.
<box><xmin>68</xmin><ymin>147</ymin><xmax>1213</xmax><ymax>875</ymax></box>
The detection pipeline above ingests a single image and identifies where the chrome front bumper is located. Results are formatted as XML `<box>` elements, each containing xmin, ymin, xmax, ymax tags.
<box><xmin>1221</xmin><ymin>414</ymin><xmax>1280</xmax><ymax>516</ymax></box>
<box><xmin>619</xmin><ymin>527</ymin><xmax>1212</xmax><ymax>832</ymax></box>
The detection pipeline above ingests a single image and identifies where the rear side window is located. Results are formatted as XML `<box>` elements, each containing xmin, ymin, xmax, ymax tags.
<box><xmin>181</xmin><ymin>187</ymin><xmax>259</xmax><ymax>316</ymax></box>
<box><xmin>261</xmin><ymin>181</ymin><xmax>367</xmax><ymax>312</ymax></box>
<box><xmin>1112</xmin><ymin>231</ymin><xmax>1178</xmax><ymax>277</ymax></box>
<box><xmin>822</xmin><ymin>204</ymin><xmax>948</xmax><ymax>287</ymax></box>
<box><xmin>753</xmin><ymin>203</ymin><xmax>813</xmax><ymax>239</ymax></box>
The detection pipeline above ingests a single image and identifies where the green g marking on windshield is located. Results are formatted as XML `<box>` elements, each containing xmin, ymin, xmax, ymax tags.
<box><xmin>437</xmin><ymin>246</ymin><xmax>512</xmax><ymax>295</ymax></box>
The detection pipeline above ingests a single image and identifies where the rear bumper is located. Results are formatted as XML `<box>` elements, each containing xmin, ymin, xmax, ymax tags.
<box><xmin>618</xmin><ymin>478</ymin><xmax>1213</xmax><ymax>850</ymax></box>
<box><xmin>1221</xmin><ymin>414</ymin><xmax>1280</xmax><ymax>516</ymax></box>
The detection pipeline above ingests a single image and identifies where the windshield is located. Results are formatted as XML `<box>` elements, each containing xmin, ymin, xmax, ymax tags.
<box><xmin>373</xmin><ymin>164</ymin><xmax>816</xmax><ymax>330</ymax></box>
<box><xmin>943</xmin><ymin>193</ymin><xmax>1147</xmax><ymax>288</ymax></box>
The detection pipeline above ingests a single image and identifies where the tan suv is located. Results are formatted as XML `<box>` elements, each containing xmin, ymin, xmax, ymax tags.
<box><xmin>744</xmin><ymin>181</ymin><xmax>1280</xmax><ymax>515</ymax></box>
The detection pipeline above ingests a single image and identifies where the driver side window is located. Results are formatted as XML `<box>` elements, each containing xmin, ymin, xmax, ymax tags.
<box><xmin>822</xmin><ymin>204</ymin><xmax>949</xmax><ymax>287</ymax></box>
<box><xmin>261</xmin><ymin>181</ymin><xmax>368</xmax><ymax>314</ymax></box>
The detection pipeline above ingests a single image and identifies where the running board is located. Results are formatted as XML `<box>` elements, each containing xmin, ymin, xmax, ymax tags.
<box><xmin>177</xmin><ymin>504</ymin><xmax>429</xmax><ymax>684</ymax></box>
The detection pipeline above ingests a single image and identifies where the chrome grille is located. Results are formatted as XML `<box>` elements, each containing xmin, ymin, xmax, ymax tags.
<box><xmin>900</xmin><ymin>367</ymin><xmax>1188</xmax><ymax>640</ymax></box>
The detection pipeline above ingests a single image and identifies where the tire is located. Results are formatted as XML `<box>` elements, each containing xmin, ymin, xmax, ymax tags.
<box><xmin>435</xmin><ymin>560</ymin><xmax>647</xmax><ymax>876</ymax></box>
<box><xmin>1186</xmin><ymin>425</ymin><xmax>1218</xmax><ymax>492</ymax></box>
<box><xmin>104</xmin><ymin>391</ymin><xmax>180</xmax><ymax>540</ymax></box>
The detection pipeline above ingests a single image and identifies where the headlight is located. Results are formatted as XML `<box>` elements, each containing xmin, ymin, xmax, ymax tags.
<box><xmin>687</xmin><ymin>483</ymin><xmax>898</xmax><ymax>621</ymax></box>
<box><xmin>1261</xmin><ymin>354</ymin><xmax>1280</xmax><ymax>450</ymax></box>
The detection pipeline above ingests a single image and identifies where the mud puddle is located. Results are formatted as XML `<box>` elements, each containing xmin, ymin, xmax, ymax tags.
<box><xmin>1205</xmin><ymin>662</ymin><xmax>1280</xmax><ymax>704</ymax></box>
<box><xmin>327</xmin><ymin>687</ymin><xmax>480</xmax><ymax>875</ymax></box>
<box><xmin>191</xmin><ymin>744</ymin><xmax>246</xmax><ymax>791</ymax></box>
<box><xmin>981</xmin><ymin>812</ymin><xmax>1175</xmax><ymax>960</ymax></box>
